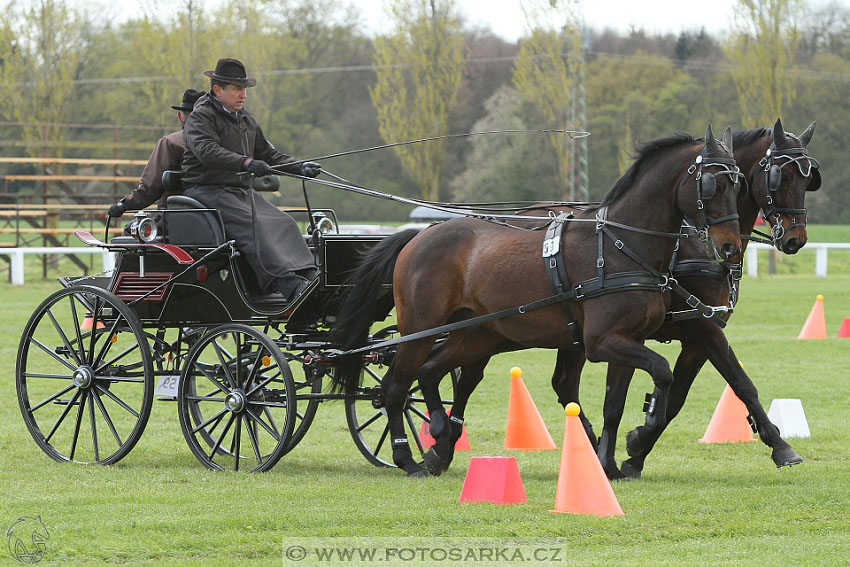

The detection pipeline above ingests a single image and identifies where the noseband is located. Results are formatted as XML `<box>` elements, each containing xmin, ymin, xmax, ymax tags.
<box><xmin>758</xmin><ymin>141</ymin><xmax>820</xmax><ymax>240</ymax></box>
<box><xmin>680</xmin><ymin>147</ymin><xmax>742</xmax><ymax>243</ymax></box>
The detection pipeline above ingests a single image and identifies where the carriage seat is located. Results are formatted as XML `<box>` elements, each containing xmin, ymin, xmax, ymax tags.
<box><xmin>166</xmin><ymin>195</ymin><xmax>226</xmax><ymax>246</ymax></box>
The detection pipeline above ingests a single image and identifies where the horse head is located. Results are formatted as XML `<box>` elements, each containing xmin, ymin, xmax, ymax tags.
<box><xmin>679</xmin><ymin>123</ymin><xmax>743</xmax><ymax>262</ymax></box>
<box><xmin>755</xmin><ymin>118</ymin><xmax>819</xmax><ymax>254</ymax></box>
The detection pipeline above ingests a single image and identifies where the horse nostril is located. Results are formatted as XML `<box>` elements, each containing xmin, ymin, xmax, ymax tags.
<box><xmin>721</xmin><ymin>243</ymin><xmax>739</xmax><ymax>260</ymax></box>
<box><xmin>784</xmin><ymin>238</ymin><xmax>800</xmax><ymax>254</ymax></box>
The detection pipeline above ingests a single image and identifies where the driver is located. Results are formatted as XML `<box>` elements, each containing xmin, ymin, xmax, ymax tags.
<box><xmin>181</xmin><ymin>58</ymin><xmax>321</xmax><ymax>301</ymax></box>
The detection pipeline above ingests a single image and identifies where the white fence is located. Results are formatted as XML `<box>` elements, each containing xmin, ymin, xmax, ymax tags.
<box><xmin>1</xmin><ymin>247</ymin><xmax>116</xmax><ymax>285</ymax></box>
<box><xmin>746</xmin><ymin>242</ymin><xmax>850</xmax><ymax>278</ymax></box>
<box><xmin>2</xmin><ymin>242</ymin><xmax>848</xmax><ymax>285</ymax></box>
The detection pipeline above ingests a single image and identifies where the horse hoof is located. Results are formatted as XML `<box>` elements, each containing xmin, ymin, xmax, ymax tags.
<box><xmin>772</xmin><ymin>447</ymin><xmax>804</xmax><ymax>468</ymax></box>
<box><xmin>603</xmin><ymin>462</ymin><xmax>629</xmax><ymax>481</ymax></box>
<box><xmin>619</xmin><ymin>460</ymin><xmax>642</xmax><ymax>480</ymax></box>
<box><xmin>423</xmin><ymin>448</ymin><xmax>445</xmax><ymax>476</ymax></box>
<box><xmin>625</xmin><ymin>427</ymin><xmax>644</xmax><ymax>457</ymax></box>
<box><xmin>406</xmin><ymin>463</ymin><xmax>430</xmax><ymax>478</ymax></box>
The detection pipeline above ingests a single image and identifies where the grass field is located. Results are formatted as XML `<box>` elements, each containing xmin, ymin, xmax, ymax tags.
<box><xmin>2</xmin><ymin>269</ymin><xmax>850</xmax><ymax>565</ymax></box>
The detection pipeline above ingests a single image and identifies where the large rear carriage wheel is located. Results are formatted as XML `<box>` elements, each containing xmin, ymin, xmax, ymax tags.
<box><xmin>16</xmin><ymin>285</ymin><xmax>154</xmax><ymax>465</ymax></box>
<box><xmin>177</xmin><ymin>325</ymin><xmax>296</xmax><ymax>472</ymax></box>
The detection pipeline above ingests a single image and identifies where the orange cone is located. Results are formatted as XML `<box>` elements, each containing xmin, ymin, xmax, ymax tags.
<box><xmin>81</xmin><ymin>312</ymin><xmax>105</xmax><ymax>331</ymax></box>
<box><xmin>700</xmin><ymin>384</ymin><xmax>757</xmax><ymax>443</ymax></box>
<box><xmin>419</xmin><ymin>410</ymin><xmax>470</xmax><ymax>451</ymax></box>
<box><xmin>797</xmin><ymin>295</ymin><xmax>827</xmax><ymax>339</ymax></box>
<box><xmin>458</xmin><ymin>456</ymin><xmax>526</xmax><ymax>505</ymax></box>
<box><xmin>505</xmin><ymin>367</ymin><xmax>556</xmax><ymax>451</ymax></box>
<box><xmin>838</xmin><ymin>317</ymin><xmax>850</xmax><ymax>338</ymax></box>
<box><xmin>551</xmin><ymin>403</ymin><xmax>623</xmax><ymax>516</ymax></box>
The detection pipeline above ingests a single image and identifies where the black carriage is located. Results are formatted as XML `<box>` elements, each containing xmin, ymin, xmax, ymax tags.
<box><xmin>15</xmin><ymin>174</ymin><xmax>456</xmax><ymax>472</ymax></box>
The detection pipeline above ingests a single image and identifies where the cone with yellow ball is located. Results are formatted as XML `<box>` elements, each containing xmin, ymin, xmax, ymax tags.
<box><xmin>504</xmin><ymin>366</ymin><xmax>556</xmax><ymax>451</ymax></box>
<box><xmin>797</xmin><ymin>294</ymin><xmax>827</xmax><ymax>339</ymax></box>
<box><xmin>551</xmin><ymin>402</ymin><xmax>624</xmax><ymax>516</ymax></box>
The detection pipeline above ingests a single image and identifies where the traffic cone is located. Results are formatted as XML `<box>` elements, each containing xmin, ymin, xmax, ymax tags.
<box><xmin>551</xmin><ymin>403</ymin><xmax>623</xmax><ymax>516</ymax></box>
<box><xmin>419</xmin><ymin>410</ymin><xmax>470</xmax><ymax>451</ymax></box>
<box><xmin>838</xmin><ymin>317</ymin><xmax>850</xmax><ymax>338</ymax></box>
<box><xmin>504</xmin><ymin>367</ymin><xmax>556</xmax><ymax>451</ymax></box>
<box><xmin>767</xmin><ymin>399</ymin><xmax>811</xmax><ymax>438</ymax></box>
<box><xmin>699</xmin><ymin>384</ymin><xmax>757</xmax><ymax>443</ymax></box>
<box><xmin>797</xmin><ymin>295</ymin><xmax>827</xmax><ymax>339</ymax></box>
<box><xmin>458</xmin><ymin>456</ymin><xmax>526</xmax><ymax>505</ymax></box>
<box><xmin>81</xmin><ymin>312</ymin><xmax>105</xmax><ymax>331</ymax></box>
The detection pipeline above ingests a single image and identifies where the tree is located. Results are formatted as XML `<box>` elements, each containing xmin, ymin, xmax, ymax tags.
<box><xmin>0</xmin><ymin>0</ymin><xmax>80</xmax><ymax>157</ymax></box>
<box><xmin>369</xmin><ymin>0</ymin><xmax>466</xmax><ymax>202</ymax></box>
<box><xmin>512</xmin><ymin>0</ymin><xmax>584</xmax><ymax>200</ymax></box>
<box><xmin>724</xmin><ymin>0</ymin><xmax>803</xmax><ymax>127</ymax></box>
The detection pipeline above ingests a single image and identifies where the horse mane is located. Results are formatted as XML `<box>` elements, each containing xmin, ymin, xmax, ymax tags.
<box><xmin>733</xmin><ymin>127</ymin><xmax>770</xmax><ymax>149</ymax></box>
<box><xmin>594</xmin><ymin>132</ymin><xmax>696</xmax><ymax>210</ymax></box>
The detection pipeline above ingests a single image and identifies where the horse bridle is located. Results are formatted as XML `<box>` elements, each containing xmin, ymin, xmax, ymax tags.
<box><xmin>680</xmin><ymin>147</ymin><xmax>743</xmax><ymax>243</ymax></box>
<box><xmin>758</xmin><ymin>141</ymin><xmax>820</xmax><ymax>241</ymax></box>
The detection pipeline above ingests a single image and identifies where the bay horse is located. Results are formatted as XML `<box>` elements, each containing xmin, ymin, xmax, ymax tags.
<box><xmin>435</xmin><ymin>119</ymin><xmax>818</xmax><ymax>479</ymax></box>
<box><xmin>333</xmin><ymin>124</ymin><xmax>743</xmax><ymax>477</ymax></box>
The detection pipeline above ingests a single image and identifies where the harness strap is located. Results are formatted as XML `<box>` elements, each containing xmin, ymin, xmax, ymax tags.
<box><xmin>543</xmin><ymin>212</ymin><xmax>583</xmax><ymax>347</ymax></box>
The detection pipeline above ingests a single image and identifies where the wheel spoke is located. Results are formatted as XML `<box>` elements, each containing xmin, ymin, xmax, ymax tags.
<box><xmin>94</xmin><ymin>342</ymin><xmax>143</xmax><ymax>373</ymax></box>
<box><xmin>28</xmin><ymin>336</ymin><xmax>77</xmax><ymax>372</ymax></box>
<box><xmin>243</xmin><ymin>415</ymin><xmax>264</xmax><ymax>466</ymax></box>
<box><xmin>45</xmin><ymin>389</ymin><xmax>82</xmax><ymax>443</ymax></box>
<box><xmin>208</xmin><ymin>413</ymin><xmax>235</xmax><ymax>463</ymax></box>
<box><xmin>29</xmin><ymin>383</ymin><xmax>76</xmax><ymax>413</ymax></box>
<box><xmin>192</xmin><ymin>408</ymin><xmax>227</xmax><ymax>435</ymax></box>
<box><xmin>262</xmin><ymin>407</ymin><xmax>281</xmax><ymax>438</ymax></box>
<box><xmin>408</xmin><ymin>404</ymin><xmax>429</xmax><ymax>422</ymax></box>
<box><xmin>46</xmin><ymin>308</ymin><xmax>82</xmax><ymax>367</ymax></box>
<box><xmin>86</xmin><ymin>296</ymin><xmax>102</xmax><ymax>366</ymax></box>
<box><xmin>94</xmin><ymin>383</ymin><xmax>141</xmax><ymax>419</ymax></box>
<box><xmin>373</xmin><ymin>422</ymin><xmax>390</xmax><ymax>455</ymax></box>
<box><xmin>245</xmin><ymin>407</ymin><xmax>281</xmax><ymax>441</ymax></box>
<box><xmin>356</xmin><ymin>410</ymin><xmax>384</xmax><ymax>433</ymax></box>
<box><xmin>212</xmin><ymin>340</ymin><xmax>238</xmax><ymax>390</ymax></box>
<box><xmin>68</xmin><ymin>294</ymin><xmax>87</xmax><ymax>363</ymax></box>
<box><xmin>88</xmin><ymin>391</ymin><xmax>100</xmax><ymax>462</ymax></box>
<box><xmin>233</xmin><ymin>415</ymin><xmax>242</xmax><ymax>471</ymax></box>
<box><xmin>69</xmin><ymin>391</ymin><xmax>88</xmax><ymax>461</ymax></box>
<box><xmin>24</xmin><ymin>372</ymin><xmax>76</xmax><ymax>380</ymax></box>
<box><xmin>363</xmin><ymin>365</ymin><xmax>383</xmax><ymax>384</ymax></box>
<box><xmin>91</xmin><ymin>389</ymin><xmax>123</xmax><ymax>447</ymax></box>
<box><xmin>193</xmin><ymin>361</ymin><xmax>231</xmax><ymax>395</ymax></box>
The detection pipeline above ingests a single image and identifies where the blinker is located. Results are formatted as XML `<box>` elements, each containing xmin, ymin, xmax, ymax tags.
<box><xmin>807</xmin><ymin>167</ymin><xmax>821</xmax><ymax>192</ymax></box>
<box><xmin>699</xmin><ymin>172</ymin><xmax>716</xmax><ymax>199</ymax></box>
<box><xmin>768</xmin><ymin>165</ymin><xmax>781</xmax><ymax>192</ymax></box>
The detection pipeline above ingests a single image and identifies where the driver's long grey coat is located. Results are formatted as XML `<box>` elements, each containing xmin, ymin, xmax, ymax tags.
<box><xmin>182</xmin><ymin>92</ymin><xmax>315</xmax><ymax>292</ymax></box>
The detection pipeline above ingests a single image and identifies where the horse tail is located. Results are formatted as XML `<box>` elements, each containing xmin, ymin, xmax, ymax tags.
<box><xmin>331</xmin><ymin>228</ymin><xmax>420</xmax><ymax>395</ymax></box>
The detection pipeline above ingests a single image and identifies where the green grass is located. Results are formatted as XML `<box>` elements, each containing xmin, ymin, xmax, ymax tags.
<box><xmin>2</xmin><ymin>274</ymin><xmax>850</xmax><ymax>566</ymax></box>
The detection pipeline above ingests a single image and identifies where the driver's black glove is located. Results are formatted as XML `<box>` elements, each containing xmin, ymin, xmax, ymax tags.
<box><xmin>244</xmin><ymin>158</ymin><xmax>274</xmax><ymax>177</ymax></box>
<box><xmin>108</xmin><ymin>201</ymin><xmax>127</xmax><ymax>218</ymax></box>
<box><xmin>300</xmin><ymin>161</ymin><xmax>322</xmax><ymax>178</ymax></box>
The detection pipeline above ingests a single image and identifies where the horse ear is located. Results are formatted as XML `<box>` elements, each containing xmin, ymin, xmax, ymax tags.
<box><xmin>799</xmin><ymin>121</ymin><xmax>816</xmax><ymax>147</ymax></box>
<box><xmin>722</xmin><ymin>126</ymin><xmax>733</xmax><ymax>153</ymax></box>
<box><xmin>704</xmin><ymin>123</ymin><xmax>717</xmax><ymax>152</ymax></box>
<box><xmin>773</xmin><ymin>118</ymin><xmax>787</xmax><ymax>147</ymax></box>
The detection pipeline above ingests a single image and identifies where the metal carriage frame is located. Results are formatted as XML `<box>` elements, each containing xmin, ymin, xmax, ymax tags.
<box><xmin>15</xmin><ymin>194</ymin><xmax>457</xmax><ymax>473</ymax></box>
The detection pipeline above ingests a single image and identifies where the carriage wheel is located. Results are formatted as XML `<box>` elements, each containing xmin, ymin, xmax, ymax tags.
<box><xmin>16</xmin><ymin>285</ymin><xmax>154</xmax><ymax>465</ymax></box>
<box><xmin>177</xmin><ymin>324</ymin><xmax>296</xmax><ymax>472</ymax></box>
<box><xmin>345</xmin><ymin>327</ymin><xmax>458</xmax><ymax>468</ymax></box>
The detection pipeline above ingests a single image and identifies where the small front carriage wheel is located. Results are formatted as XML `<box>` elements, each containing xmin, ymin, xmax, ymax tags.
<box><xmin>177</xmin><ymin>324</ymin><xmax>296</xmax><ymax>472</ymax></box>
<box><xmin>16</xmin><ymin>285</ymin><xmax>154</xmax><ymax>465</ymax></box>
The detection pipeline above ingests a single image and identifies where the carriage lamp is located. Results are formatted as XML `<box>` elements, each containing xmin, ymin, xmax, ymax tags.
<box><xmin>129</xmin><ymin>213</ymin><xmax>158</xmax><ymax>243</ymax></box>
<box><xmin>312</xmin><ymin>212</ymin><xmax>336</xmax><ymax>234</ymax></box>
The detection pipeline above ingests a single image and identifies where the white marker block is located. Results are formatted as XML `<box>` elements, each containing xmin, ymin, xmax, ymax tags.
<box><xmin>767</xmin><ymin>399</ymin><xmax>811</xmax><ymax>438</ymax></box>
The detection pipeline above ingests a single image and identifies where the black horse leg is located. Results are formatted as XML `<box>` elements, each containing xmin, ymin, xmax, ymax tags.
<box><xmin>598</xmin><ymin>363</ymin><xmax>636</xmax><ymax>480</ymax></box>
<box><xmin>550</xmin><ymin>348</ymin><xmax>596</xmax><ymax>448</ymax></box>
<box><xmin>421</xmin><ymin>356</ymin><xmax>490</xmax><ymax>475</ymax></box>
<box><xmin>622</xmin><ymin>342</ymin><xmax>706</xmax><ymax>477</ymax></box>
<box><xmin>584</xmin><ymin>334</ymin><xmax>674</xmax><ymax>451</ymax></box>
<box><xmin>691</xmin><ymin>325</ymin><xmax>802</xmax><ymax>467</ymax></box>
